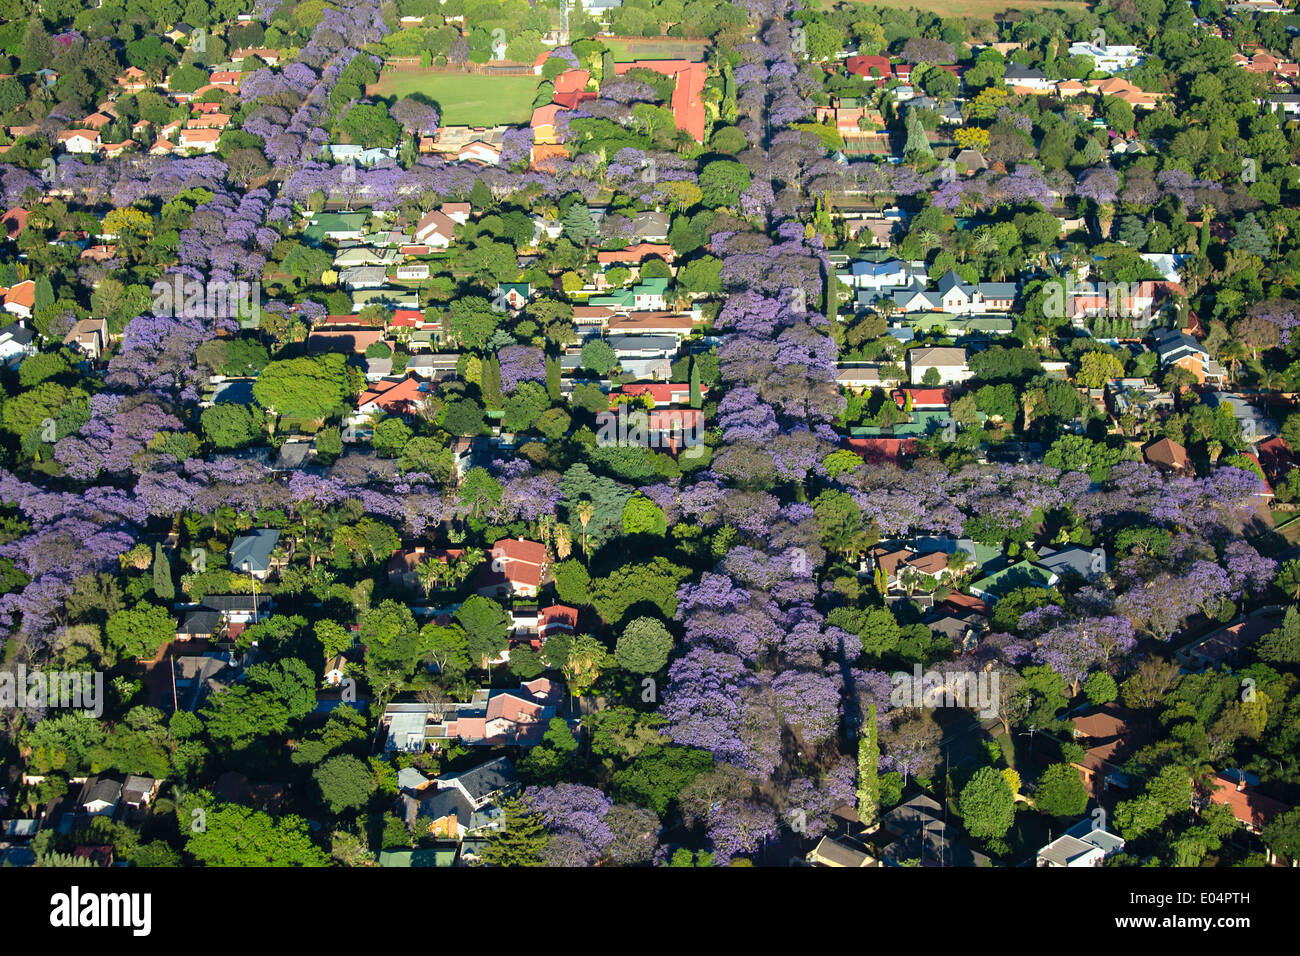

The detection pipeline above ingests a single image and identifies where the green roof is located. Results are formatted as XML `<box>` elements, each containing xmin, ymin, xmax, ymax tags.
<box><xmin>635</xmin><ymin>277</ymin><xmax>670</xmax><ymax>294</ymax></box>
<box><xmin>304</xmin><ymin>212</ymin><xmax>368</xmax><ymax>241</ymax></box>
<box><xmin>970</xmin><ymin>560</ymin><xmax>1055</xmax><ymax>598</ymax></box>
<box><xmin>590</xmin><ymin>289</ymin><xmax>635</xmax><ymax>308</ymax></box>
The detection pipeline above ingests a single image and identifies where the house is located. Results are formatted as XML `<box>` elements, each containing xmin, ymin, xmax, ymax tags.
<box><xmin>121</xmin><ymin>775</ymin><xmax>161</xmax><ymax>809</ymax></box>
<box><xmin>1067</xmin><ymin>42</ymin><xmax>1144</xmax><ymax>72</ymax></box>
<box><xmin>1206</xmin><ymin>391</ymin><xmax>1278</xmax><ymax>441</ymax></box>
<box><xmin>1</xmin><ymin>206</ymin><xmax>28</xmax><ymax>240</ymax></box>
<box><xmin>807</xmin><ymin>835</ymin><xmax>875</xmax><ymax>867</ymax></box>
<box><xmin>1143</xmin><ymin>436</ymin><xmax>1192</xmax><ymax>475</ymax></box>
<box><xmin>396</xmin><ymin>263</ymin><xmax>429</xmax><ymax>281</ymax></box>
<box><xmin>612</xmin><ymin>60</ymin><xmax>708</xmax><ymax>142</ymax></box>
<box><xmin>228</xmin><ymin>529</ymin><xmax>281</xmax><ymax>579</ymax></box>
<box><xmin>384</xmin><ymin>546</ymin><xmax>464</xmax><ymax>591</ymax></box>
<box><xmin>199</xmin><ymin>593</ymin><xmax>272</xmax><ymax>625</ymax></box>
<box><xmin>1034</xmin><ymin>545</ymin><xmax>1108</xmax><ymax>583</ymax></box>
<box><xmin>839</xmin><ymin>258</ymin><xmax>923</xmax><ymax>291</ymax></box>
<box><xmin>62</xmin><ymin>317</ymin><xmax>109</xmax><ymax>359</ymax></box>
<box><xmin>351</xmin><ymin>289</ymin><xmax>419</xmax><ymax>312</ymax></box>
<box><xmin>969</xmin><ymin>559</ymin><xmax>1057</xmax><ymax>604</ymax></box>
<box><xmin>605</xmin><ymin>334</ymin><xmax>678</xmax><ymax>380</ymax></box>
<box><xmin>1085</xmin><ymin>77</ymin><xmax>1162</xmax><ymax>110</ymax></box>
<box><xmin>907</xmin><ymin>347</ymin><xmax>971</xmax><ymax>386</ymax></box>
<box><xmin>117</xmin><ymin>67</ymin><xmax>150</xmax><ymax>92</ymax></box>
<box><xmin>4</xmin><ymin>281</ymin><xmax>39</xmax><ymax>321</ymax></box>
<box><xmin>1208</xmin><ymin>772</ymin><xmax>1289</xmax><ymax>835</ymax></box>
<box><xmin>632</xmin><ymin>210</ymin><xmax>671</xmax><ymax>242</ymax></box>
<box><xmin>338</xmin><ymin>265</ymin><xmax>388</xmax><ymax>291</ymax></box>
<box><xmin>79</xmin><ymin>777</ymin><xmax>123</xmax><ymax>816</ymax></box>
<box><xmin>356</xmin><ymin>375</ymin><xmax>431</xmax><ymax>420</ymax></box>
<box><xmin>177</xmin><ymin>128</ymin><xmax>220</xmax><ymax>152</ymax></box>
<box><xmin>57</xmin><ymin>129</ymin><xmax>99</xmax><ymax>153</ymax></box>
<box><xmin>1003</xmin><ymin>62</ymin><xmax>1055</xmax><ymax>92</ymax></box>
<box><xmin>1150</xmin><ymin>328</ymin><xmax>1225</xmax><ymax>384</ymax></box>
<box><xmin>477</xmin><ymin>537</ymin><xmax>548</xmax><ymax>599</ymax></box>
<box><xmin>879</xmin><ymin>794</ymin><xmax>992</xmax><ymax>867</ymax></box>
<box><xmin>495</xmin><ymin>282</ymin><xmax>531</xmax><ymax>311</ymax></box>
<box><xmin>1070</xmin><ymin>704</ymin><xmax>1144</xmax><ymax>796</ymax></box>
<box><xmin>176</xmin><ymin>609</ymin><xmax>222</xmax><ymax>641</ymax></box>
<box><xmin>0</xmin><ymin>320</ymin><xmax>36</xmax><ymax>365</ymax></box>
<box><xmin>305</xmin><ymin>212</ymin><xmax>369</xmax><ymax>243</ymax></box>
<box><xmin>1036</xmin><ymin>820</ymin><xmax>1126</xmax><ymax>867</ymax></box>
<box><xmin>382</xmin><ymin>677</ymin><xmax>569</xmax><ymax>751</ymax></box>
<box><xmin>597</xmin><ymin>243</ymin><xmax>675</xmax><ymax>267</ymax></box>
<box><xmin>407</xmin><ymin>755</ymin><xmax>518</xmax><ymax>842</ymax></box>
<box><xmin>1176</xmin><ymin>610</ymin><xmax>1283</xmax><ymax>670</ymax></box>
<box><xmin>413</xmin><ymin>209</ymin><xmax>456</xmax><ymax>248</ymax></box>
<box><xmin>845</xmin><ymin>54</ymin><xmax>893</xmax><ymax>81</ymax></box>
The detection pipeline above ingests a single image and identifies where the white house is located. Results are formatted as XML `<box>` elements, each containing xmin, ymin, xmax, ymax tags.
<box><xmin>1067</xmin><ymin>42</ymin><xmax>1144</xmax><ymax>72</ymax></box>
<box><xmin>1037</xmin><ymin>820</ymin><xmax>1126</xmax><ymax>867</ymax></box>
<box><xmin>907</xmin><ymin>346</ymin><xmax>971</xmax><ymax>386</ymax></box>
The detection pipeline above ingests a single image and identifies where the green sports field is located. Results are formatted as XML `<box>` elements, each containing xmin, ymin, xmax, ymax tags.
<box><xmin>367</xmin><ymin>71</ymin><xmax>541</xmax><ymax>126</ymax></box>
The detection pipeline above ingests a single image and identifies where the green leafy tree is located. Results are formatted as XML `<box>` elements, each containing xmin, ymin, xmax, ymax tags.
<box><xmin>614</xmin><ymin>616</ymin><xmax>674</xmax><ymax>673</ymax></box>
<box><xmin>454</xmin><ymin>595</ymin><xmax>510</xmax><ymax>667</ymax></box>
<box><xmin>478</xmin><ymin>796</ymin><xmax>550</xmax><ymax>866</ymax></box>
<box><xmin>857</xmin><ymin>704</ymin><xmax>880</xmax><ymax>827</ymax></box>
<box><xmin>185</xmin><ymin>805</ymin><xmax>329</xmax><ymax>866</ymax></box>
<box><xmin>1034</xmin><ymin>763</ymin><xmax>1088</xmax><ymax>818</ymax></box>
<box><xmin>105</xmin><ymin>603</ymin><xmax>176</xmax><ymax>661</ymax></box>
<box><xmin>958</xmin><ymin>766</ymin><xmax>1016</xmax><ymax>842</ymax></box>
<box><xmin>313</xmin><ymin>754</ymin><xmax>378</xmax><ymax>813</ymax></box>
<box><xmin>152</xmin><ymin>543</ymin><xmax>174</xmax><ymax>602</ymax></box>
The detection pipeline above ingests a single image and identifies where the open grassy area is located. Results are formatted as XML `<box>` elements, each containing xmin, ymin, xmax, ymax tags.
<box><xmin>366</xmin><ymin>71</ymin><xmax>540</xmax><ymax>125</ymax></box>
<box><xmin>816</xmin><ymin>0</ymin><xmax>1086</xmax><ymax>16</ymax></box>
<box><xmin>605</xmin><ymin>38</ymin><xmax>710</xmax><ymax>62</ymax></box>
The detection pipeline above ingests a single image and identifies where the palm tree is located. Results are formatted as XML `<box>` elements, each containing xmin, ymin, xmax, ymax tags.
<box><xmin>576</xmin><ymin>502</ymin><xmax>594</xmax><ymax>560</ymax></box>
<box><xmin>945</xmin><ymin>549</ymin><xmax>975</xmax><ymax>580</ymax></box>
<box><xmin>415</xmin><ymin>558</ymin><xmax>444</xmax><ymax>598</ymax></box>
<box><xmin>1218</xmin><ymin>339</ymin><xmax>1249</xmax><ymax>384</ymax></box>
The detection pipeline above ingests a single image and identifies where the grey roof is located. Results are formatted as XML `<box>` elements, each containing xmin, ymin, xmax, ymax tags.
<box><xmin>397</xmin><ymin>767</ymin><xmax>429</xmax><ymax>793</ymax></box>
<box><xmin>228</xmin><ymin>528</ymin><xmax>280</xmax><ymax>573</ymax></box>
<box><xmin>199</xmin><ymin>593</ymin><xmax>272</xmax><ymax>613</ymax></box>
<box><xmin>440</xmin><ymin>756</ymin><xmax>516</xmax><ymax>802</ymax></box>
<box><xmin>1037</xmin><ymin>833</ymin><xmax>1099</xmax><ymax>866</ymax></box>
<box><xmin>177</xmin><ymin>609</ymin><xmax>222</xmax><ymax>636</ymax></box>
<box><xmin>1151</xmin><ymin>328</ymin><xmax>1206</xmax><ymax>360</ymax></box>
<box><xmin>274</xmin><ymin>442</ymin><xmax>312</xmax><ymax>470</ymax></box>
<box><xmin>606</xmin><ymin>334</ymin><xmax>678</xmax><ymax>354</ymax></box>
<box><xmin>212</xmin><ymin>380</ymin><xmax>257</xmax><ymax>406</ymax></box>
<box><xmin>122</xmin><ymin>775</ymin><xmax>156</xmax><ymax>804</ymax></box>
<box><xmin>0</xmin><ymin>323</ymin><xmax>34</xmax><ymax>345</ymax></box>
<box><xmin>1035</xmin><ymin>545</ymin><xmax>1107</xmax><ymax>580</ymax></box>
<box><xmin>82</xmin><ymin>777</ymin><xmax>123</xmax><ymax>806</ymax></box>
<box><xmin>1004</xmin><ymin>62</ymin><xmax>1046</xmax><ymax>80</ymax></box>
<box><xmin>408</xmin><ymin>786</ymin><xmax>474</xmax><ymax>830</ymax></box>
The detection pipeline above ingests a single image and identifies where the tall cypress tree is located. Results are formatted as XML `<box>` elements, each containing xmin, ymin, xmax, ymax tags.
<box><xmin>545</xmin><ymin>354</ymin><xmax>561</xmax><ymax>402</ymax></box>
<box><xmin>482</xmin><ymin>354</ymin><xmax>502</xmax><ymax>410</ymax></box>
<box><xmin>689</xmin><ymin>356</ymin><xmax>702</xmax><ymax>409</ymax></box>
<box><xmin>153</xmin><ymin>543</ymin><xmax>175</xmax><ymax>602</ymax></box>
<box><xmin>857</xmin><ymin>704</ymin><xmax>880</xmax><ymax>827</ymax></box>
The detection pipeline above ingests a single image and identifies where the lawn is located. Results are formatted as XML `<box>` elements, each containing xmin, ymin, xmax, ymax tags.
<box><xmin>604</xmin><ymin>38</ymin><xmax>710</xmax><ymax>62</ymax></box>
<box><xmin>366</xmin><ymin>71</ymin><xmax>540</xmax><ymax>125</ymax></box>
